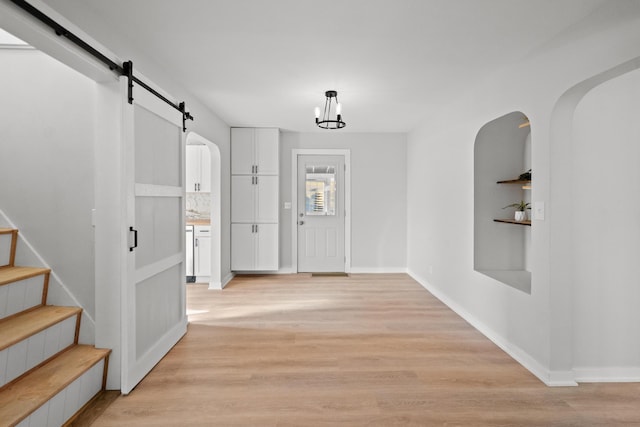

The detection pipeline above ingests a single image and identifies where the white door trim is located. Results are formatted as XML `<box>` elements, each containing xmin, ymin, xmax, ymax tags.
<box><xmin>291</xmin><ymin>149</ymin><xmax>351</xmax><ymax>273</ymax></box>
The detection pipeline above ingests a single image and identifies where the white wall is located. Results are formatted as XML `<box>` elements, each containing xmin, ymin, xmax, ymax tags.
<box><xmin>1</xmin><ymin>0</ymin><xmax>233</xmax><ymax>284</ymax></box>
<box><xmin>407</xmin><ymin>3</ymin><xmax>640</xmax><ymax>384</ymax></box>
<box><xmin>280</xmin><ymin>132</ymin><xmax>407</xmax><ymax>272</ymax></box>
<box><xmin>0</xmin><ymin>48</ymin><xmax>96</xmax><ymax>339</ymax></box>
<box><xmin>571</xmin><ymin>68</ymin><xmax>640</xmax><ymax>379</ymax></box>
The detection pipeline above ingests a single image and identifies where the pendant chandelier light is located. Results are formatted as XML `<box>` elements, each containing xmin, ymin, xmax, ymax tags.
<box><xmin>314</xmin><ymin>90</ymin><xmax>346</xmax><ymax>129</ymax></box>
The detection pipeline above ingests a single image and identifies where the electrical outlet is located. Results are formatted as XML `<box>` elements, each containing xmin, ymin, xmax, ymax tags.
<box><xmin>533</xmin><ymin>202</ymin><xmax>545</xmax><ymax>220</ymax></box>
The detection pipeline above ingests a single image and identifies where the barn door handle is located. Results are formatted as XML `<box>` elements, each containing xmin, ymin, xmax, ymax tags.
<box><xmin>129</xmin><ymin>226</ymin><xmax>138</xmax><ymax>252</ymax></box>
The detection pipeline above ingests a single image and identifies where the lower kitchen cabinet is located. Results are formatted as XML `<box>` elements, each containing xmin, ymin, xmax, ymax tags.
<box><xmin>194</xmin><ymin>225</ymin><xmax>211</xmax><ymax>277</ymax></box>
<box><xmin>231</xmin><ymin>223</ymin><xmax>278</xmax><ymax>271</ymax></box>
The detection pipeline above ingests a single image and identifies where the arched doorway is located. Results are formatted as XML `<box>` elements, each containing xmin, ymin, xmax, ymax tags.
<box><xmin>186</xmin><ymin>132</ymin><xmax>222</xmax><ymax>289</ymax></box>
<box><xmin>549</xmin><ymin>56</ymin><xmax>640</xmax><ymax>381</ymax></box>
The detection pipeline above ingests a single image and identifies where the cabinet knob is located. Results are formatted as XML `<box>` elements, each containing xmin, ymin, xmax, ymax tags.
<box><xmin>298</xmin><ymin>220</ymin><xmax>304</xmax><ymax>225</ymax></box>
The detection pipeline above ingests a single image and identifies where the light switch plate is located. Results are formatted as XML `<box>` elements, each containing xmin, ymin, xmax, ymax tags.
<box><xmin>284</xmin><ymin>202</ymin><xmax>291</xmax><ymax>209</ymax></box>
<box><xmin>533</xmin><ymin>202</ymin><xmax>545</xmax><ymax>220</ymax></box>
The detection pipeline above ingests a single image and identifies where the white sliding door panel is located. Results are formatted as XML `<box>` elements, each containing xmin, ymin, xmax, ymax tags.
<box><xmin>122</xmin><ymin>87</ymin><xmax>187</xmax><ymax>395</ymax></box>
<box><xmin>135</xmin><ymin>264</ymin><xmax>182</xmax><ymax>356</ymax></box>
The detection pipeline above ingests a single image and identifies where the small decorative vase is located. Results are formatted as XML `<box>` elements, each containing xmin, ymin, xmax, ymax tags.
<box><xmin>515</xmin><ymin>211</ymin><xmax>527</xmax><ymax>221</ymax></box>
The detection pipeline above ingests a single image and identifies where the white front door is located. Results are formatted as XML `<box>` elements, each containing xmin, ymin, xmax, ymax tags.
<box><xmin>122</xmin><ymin>86</ymin><xmax>187</xmax><ymax>394</ymax></box>
<box><xmin>297</xmin><ymin>155</ymin><xmax>345</xmax><ymax>272</ymax></box>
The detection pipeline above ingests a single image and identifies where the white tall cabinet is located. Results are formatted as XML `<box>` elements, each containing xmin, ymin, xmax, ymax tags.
<box><xmin>231</xmin><ymin>128</ymin><xmax>279</xmax><ymax>271</ymax></box>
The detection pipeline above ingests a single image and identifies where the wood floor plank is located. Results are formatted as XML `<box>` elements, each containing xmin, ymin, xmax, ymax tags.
<box><xmin>89</xmin><ymin>274</ymin><xmax>640</xmax><ymax>426</ymax></box>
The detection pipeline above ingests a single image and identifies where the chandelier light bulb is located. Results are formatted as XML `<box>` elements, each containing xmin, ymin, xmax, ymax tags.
<box><xmin>336</xmin><ymin>102</ymin><xmax>342</xmax><ymax>115</ymax></box>
<box><xmin>314</xmin><ymin>107</ymin><xmax>320</xmax><ymax>118</ymax></box>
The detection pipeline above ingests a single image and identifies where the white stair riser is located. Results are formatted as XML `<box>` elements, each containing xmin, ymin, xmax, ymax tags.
<box><xmin>0</xmin><ymin>233</ymin><xmax>11</xmax><ymax>266</ymax></box>
<box><xmin>0</xmin><ymin>275</ymin><xmax>45</xmax><ymax>320</ymax></box>
<box><xmin>0</xmin><ymin>315</ymin><xmax>76</xmax><ymax>388</ymax></box>
<box><xmin>15</xmin><ymin>358</ymin><xmax>105</xmax><ymax>427</ymax></box>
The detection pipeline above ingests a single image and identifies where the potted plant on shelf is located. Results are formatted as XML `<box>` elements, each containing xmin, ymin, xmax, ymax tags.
<box><xmin>503</xmin><ymin>200</ymin><xmax>531</xmax><ymax>221</ymax></box>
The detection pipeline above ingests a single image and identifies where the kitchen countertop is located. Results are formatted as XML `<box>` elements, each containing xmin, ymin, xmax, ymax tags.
<box><xmin>187</xmin><ymin>219</ymin><xmax>211</xmax><ymax>226</ymax></box>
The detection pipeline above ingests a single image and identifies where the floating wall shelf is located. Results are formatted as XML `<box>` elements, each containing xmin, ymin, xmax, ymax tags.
<box><xmin>493</xmin><ymin>219</ymin><xmax>531</xmax><ymax>226</ymax></box>
<box><xmin>496</xmin><ymin>179</ymin><xmax>531</xmax><ymax>185</ymax></box>
<box><xmin>497</xmin><ymin>179</ymin><xmax>531</xmax><ymax>190</ymax></box>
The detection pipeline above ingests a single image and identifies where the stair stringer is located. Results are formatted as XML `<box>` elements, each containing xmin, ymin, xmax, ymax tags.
<box><xmin>0</xmin><ymin>208</ymin><xmax>95</xmax><ymax>345</ymax></box>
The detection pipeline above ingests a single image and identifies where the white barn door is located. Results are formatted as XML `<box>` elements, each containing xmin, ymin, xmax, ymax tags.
<box><xmin>121</xmin><ymin>87</ymin><xmax>187</xmax><ymax>394</ymax></box>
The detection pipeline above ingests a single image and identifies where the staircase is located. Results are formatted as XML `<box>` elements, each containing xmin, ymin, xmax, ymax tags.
<box><xmin>0</xmin><ymin>228</ymin><xmax>111</xmax><ymax>427</ymax></box>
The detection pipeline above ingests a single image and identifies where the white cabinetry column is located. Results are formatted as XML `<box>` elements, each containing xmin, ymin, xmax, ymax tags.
<box><xmin>231</xmin><ymin>128</ymin><xmax>279</xmax><ymax>271</ymax></box>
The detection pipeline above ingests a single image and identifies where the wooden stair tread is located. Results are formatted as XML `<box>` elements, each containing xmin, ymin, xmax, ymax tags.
<box><xmin>0</xmin><ymin>345</ymin><xmax>111</xmax><ymax>424</ymax></box>
<box><xmin>0</xmin><ymin>305</ymin><xmax>81</xmax><ymax>351</ymax></box>
<box><xmin>0</xmin><ymin>266</ymin><xmax>50</xmax><ymax>286</ymax></box>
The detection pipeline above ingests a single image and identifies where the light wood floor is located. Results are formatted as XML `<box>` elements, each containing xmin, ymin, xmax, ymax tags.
<box><xmin>90</xmin><ymin>274</ymin><xmax>640</xmax><ymax>426</ymax></box>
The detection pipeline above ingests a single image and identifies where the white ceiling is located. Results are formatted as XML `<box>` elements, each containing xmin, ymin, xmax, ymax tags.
<box><xmin>42</xmin><ymin>0</ymin><xmax>606</xmax><ymax>132</ymax></box>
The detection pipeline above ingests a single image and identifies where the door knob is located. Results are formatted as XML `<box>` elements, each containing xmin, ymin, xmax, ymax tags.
<box><xmin>298</xmin><ymin>220</ymin><xmax>304</xmax><ymax>225</ymax></box>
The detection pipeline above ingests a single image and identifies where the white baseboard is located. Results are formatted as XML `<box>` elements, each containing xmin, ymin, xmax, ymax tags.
<box><xmin>407</xmin><ymin>269</ymin><xmax>576</xmax><ymax>387</ymax></box>
<box><xmin>220</xmin><ymin>272</ymin><xmax>234</xmax><ymax>288</ymax></box>
<box><xmin>574</xmin><ymin>367</ymin><xmax>640</xmax><ymax>383</ymax></box>
<box><xmin>206</xmin><ymin>272</ymin><xmax>235</xmax><ymax>290</ymax></box>
<box><xmin>234</xmin><ymin>267</ymin><xmax>407</xmax><ymax>275</ymax></box>
<box><xmin>231</xmin><ymin>269</ymin><xmax>292</xmax><ymax>275</ymax></box>
<box><xmin>547</xmin><ymin>371</ymin><xmax>579</xmax><ymax>387</ymax></box>
<box><xmin>207</xmin><ymin>280</ymin><xmax>221</xmax><ymax>290</ymax></box>
<box><xmin>349</xmin><ymin>267</ymin><xmax>407</xmax><ymax>274</ymax></box>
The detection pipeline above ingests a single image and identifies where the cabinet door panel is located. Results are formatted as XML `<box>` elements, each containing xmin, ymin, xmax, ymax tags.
<box><xmin>231</xmin><ymin>224</ymin><xmax>255</xmax><ymax>270</ymax></box>
<box><xmin>186</xmin><ymin>145</ymin><xmax>200</xmax><ymax>192</ymax></box>
<box><xmin>195</xmin><ymin>236</ymin><xmax>211</xmax><ymax>276</ymax></box>
<box><xmin>185</xmin><ymin>229</ymin><xmax>194</xmax><ymax>276</ymax></box>
<box><xmin>256</xmin><ymin>175</ymin><xmax>279</xmax><ymax>223</ymax></box>
<box><xmin>231</xmin><ymin>175</ymin><xmax>256</xmax><ymax>223</ymax></box>
<box><xmin>256</xmin><ymin>224</ymin><xmax>278</xmax><ymax>271</ymax></box>
<box><xmin>198</xmin><ymin>146</ymin><xmax>211</xmax><ymax>192</ymax></box>
<box><xmin>255</xmin><ymin>128</ymin><xmax>279</xmax><ymax>175</ymax></box>
<box><xmin>231</xmin><ymin>128</ymin><xmax>255</xmax><ymax>175</ymax></box>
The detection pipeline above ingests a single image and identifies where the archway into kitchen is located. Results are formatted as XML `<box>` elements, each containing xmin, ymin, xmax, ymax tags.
<box><xmin>186</xmin><ymin>132</ymin><xmax>222</xmax><ymax>289</ymax></box>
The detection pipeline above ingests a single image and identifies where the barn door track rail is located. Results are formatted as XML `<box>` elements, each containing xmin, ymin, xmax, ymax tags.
<box><xmin>10</xmin><ymin>0</ymin><xmax>195</xmax><ymax>131</ymax></box>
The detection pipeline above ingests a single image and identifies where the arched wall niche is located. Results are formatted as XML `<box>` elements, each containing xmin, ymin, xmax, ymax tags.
<box><xmin>474</xmin><ymin>111</ymin><xmax>532</xmax><ymax>293</ymax></box>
